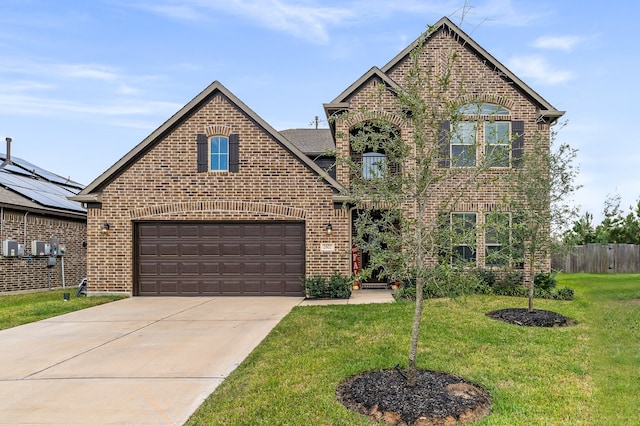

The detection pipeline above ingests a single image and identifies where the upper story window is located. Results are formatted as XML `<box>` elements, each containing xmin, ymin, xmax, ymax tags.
<box><xmin>484</xmin><ymin>121</ymin><xmax>511</xmax><ymax>167</ymax></box>
<box><xmin>440</xmin><ymin>103</ymin><xmax>523</xmax><ymax>169</ymax></box>
<box><xmin>209</xmin><ymin>136</ymin><xmax>229</xmax><ymax>171</ymax></box>
<box><xmin>350</xmin><ymin>119</ymin><xmax>401</xmax><ymax>180</ymax></box>
<box><xmin>451</xmin><ymin>122</ymin><xmax>477</xmax><ymax>167</ymax></box>
<box><xmin>362</xmin><ymin>152</ymin><xmax>387</xmax><ymax>179</ymax></box>
<box><xmin>196</xmin><ymin>132</ymin><xmax>240</xmax><ymax>173</ymax></box>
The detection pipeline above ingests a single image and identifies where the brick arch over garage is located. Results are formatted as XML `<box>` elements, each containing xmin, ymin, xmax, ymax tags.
<box><xmin>129</xmin><ymin>200</ymin><xmax>307</xmax><ymax>221</ymax></box>
<box><xmin>130</xmin><ymin>200</ymin><xmax>309</xmax><ymax>296</ymax></box>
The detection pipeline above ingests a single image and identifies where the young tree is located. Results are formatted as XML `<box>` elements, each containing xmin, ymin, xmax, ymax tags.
<box><xmin>334</xmin><ymin>24</ymin><xmax>499</xmax><ymax>386</ymax></box>
<box><xmin>503</xmin><ymin>123</ymin><xmax>580</xmax><ymax>312</ymax></box>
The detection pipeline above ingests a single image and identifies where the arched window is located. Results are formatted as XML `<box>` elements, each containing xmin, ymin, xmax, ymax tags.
<box><xmin>209</xmin><ymin>136</ymin><xmax>229</xmax><ymax>171</ymax></box>
<box><xmin>349</xmin><ymin>119</ymin><xmax>400</xmax><ymax>180</ymax></box>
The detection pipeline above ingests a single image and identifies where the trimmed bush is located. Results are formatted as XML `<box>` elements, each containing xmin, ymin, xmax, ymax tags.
<box><xmin>553</xmin><ymin>286</ymin><xmax>575</xmax><ymax>300</ymax></box>
<box><xmin>534</xmin><ymin>272</ymin><xmax>557</xmax><ymax>291</ymax></box>
<box><xmin>303</xmin><ymin>271</ymin><xmax>352</xmax><ymax>299</ymax></box>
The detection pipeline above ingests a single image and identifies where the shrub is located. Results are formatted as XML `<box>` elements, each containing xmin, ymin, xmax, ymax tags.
<box><xmin>473</xmin><ymin>268</ymin><xmax>496</xmax><ymax>287</ymax></box>
<box><xmin>328</xmin><ymin>271</ymin><xmax>352</xmax><ymax>299</ymax></box>
<box><xmin>553</xmin><ymin>286</ymin><xmax>575</xmax><ymax>300</ymax></box>
<box><xmin>534</xmin><ymin>272</ymin><xmax>557</xmax><ymax>291</ymax></box>
<box><xmin>394</xmin><ymin>284</ymin><xmax>416</xmax><ymax>301</ymax></box>
<box><xmin>303</xmin><ymin>272</ymin><xmax>352</xmax><ymax>299</ymax></box>
<box><xmin>303</xmin><ymin>276</ymin><xmax>327</xmax><ymax>299</ymax></box>
<box><xmin>493</xmin><ymin>271</ymin><xmax>524</xmax><ymax>296</ymax></box>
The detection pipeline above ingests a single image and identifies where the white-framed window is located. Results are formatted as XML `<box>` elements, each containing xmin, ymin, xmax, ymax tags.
<box><xmin>451</xmin><ymin>122</ymin><xmax>477</xmax><ymax>167</ymax></box>
<box><xmin>451</xmin><ymin>212</ymin><xmax>477</xmax><ymax>265</ymax></box>
<box><xmin>209</xmin><ymin>136</ymin><xmax>229</xmax><ymax>171</ymax></box>
<box><xmin>485</xmin><ymin>212</ymin><xmax>510</xmax><ymax>267</ymax></box>
<box><xmin>485</xmin><ymin>122</ymin><xmax>511</xmax><ymax>167</ymax></box>
<box><xmin>450</xmin><ymin>103</ymin><xmax>512</xmax><ymax>168</ymax></box>
<box><xmin>362</xmin><ymin>152</ymin><xmax>387</xmax><ymax>179</ymax></box>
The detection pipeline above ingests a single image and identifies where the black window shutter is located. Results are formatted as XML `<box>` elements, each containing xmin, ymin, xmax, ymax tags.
<box><xmin>197</xmin><ymin>134</ymin><xmax>208</xmax><ymax>172</ymax></box>
<box><xmin>229</xmin><ymin>133</ymin><xmax>239</xmax><ymax>173</ymax></box>
<box><xmin>511</xmin><ymin>121</ymin><xmax>524</xmax><ymax>168</ymax></box>
<box><xmin>438</xmin><ymin>121</ymin><xmax>450</xmax><ymax>168</ymax></box>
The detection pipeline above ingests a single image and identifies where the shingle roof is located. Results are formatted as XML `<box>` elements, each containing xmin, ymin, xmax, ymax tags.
<box><xmin>279</xmin><ymin>128</ymin><xmax>334</xmax><ymax>155</ymax></box>
<box><xmin>71</xmin><ymin>81</ymin><xmax>345</xmax><ymax>202</ymax></box>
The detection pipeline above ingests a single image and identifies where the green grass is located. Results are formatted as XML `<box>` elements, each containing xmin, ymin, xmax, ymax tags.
<box><xmin>0</xmin><ymin>288</ymin><xmax>125</xmax><ymax>330</ymax></box>
<box><xmin>187</xmin><ymin>273</ymin><xmax>640</xmax><ymax>425</ymax></box>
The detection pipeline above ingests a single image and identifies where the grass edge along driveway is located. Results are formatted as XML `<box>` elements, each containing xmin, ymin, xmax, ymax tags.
<box><xmin>0</xmin><ymin>289</ymin><xmax>124</xmax><ymax>330</ymax></box>
<box><xmin>187</xmin><ymin>273</ymin><xmax>639</xmax><ymax>425</ymax></box>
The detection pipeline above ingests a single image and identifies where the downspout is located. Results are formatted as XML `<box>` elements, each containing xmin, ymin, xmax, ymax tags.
<box><xmin>61</xmin><ymin>256</ymin><xmax>66</xmax><ymax>288</ymax></box>
<box><xmin>1</xmin><ymin>207</ymin><xmax>3</xmax><ymax>255</ymax></box>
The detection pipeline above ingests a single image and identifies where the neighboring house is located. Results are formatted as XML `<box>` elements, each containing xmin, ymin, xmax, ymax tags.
<box><xmin>71</xmin><ymin>17</ymin><xmax>563</xmax><ymax>296</ymax></box>
<box><xmin>1</xmin><ymin>138</ymin><xmax>87</xmax><ymax>292</ymax></box>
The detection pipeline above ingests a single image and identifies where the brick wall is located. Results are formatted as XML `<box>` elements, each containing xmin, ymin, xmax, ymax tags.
<box><xmin>86</xmin><ymin>93</ymin><xmax>351</xmax><ymax>294</ymax></box>
<box><xmin>332</xmin><ymin>27</ymin><xmax>552</xmax><ymax>280</ymax></box>
<box><xmin>0</xmin><ymin>208</ymin><xmax>86</xmax><ymax>293</ymax></box>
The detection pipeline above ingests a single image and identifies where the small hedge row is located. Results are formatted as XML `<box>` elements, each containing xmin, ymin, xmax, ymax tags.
<box><xmin>303</xmin><ymin>271</ymin><xmax>352</xmax><ymax>299</ymax></box>
<box><xmin>394</xmin><ymin>269</ymin><xmax>574</xmax><ymax>301</ymax></box>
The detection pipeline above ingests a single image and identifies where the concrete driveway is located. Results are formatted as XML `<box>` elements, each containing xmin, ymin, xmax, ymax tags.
<box><xmin>0</xmin><ymin>296</ymin><xmax>302</xmax><ymax>425</ymax></box>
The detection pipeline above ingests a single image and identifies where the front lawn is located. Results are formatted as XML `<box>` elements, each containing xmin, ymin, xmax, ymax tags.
<box><xmin>187</xmin><ymin>273</ymin><xmax>640</xmax><ymax>425</ymax></box>
<box><xmin>0</xmin><ymin>288</ymin><xmax>125</xmax><ymax>330</ymax></box>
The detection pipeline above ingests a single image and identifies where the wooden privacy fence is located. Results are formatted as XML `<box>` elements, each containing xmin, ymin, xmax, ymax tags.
<box><xmin>552</xmin><ymin>243</ymin><xmax>640</xmax><ymax>273</ymax></box>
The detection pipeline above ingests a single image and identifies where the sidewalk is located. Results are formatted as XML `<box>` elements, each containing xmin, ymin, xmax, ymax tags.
<box><xmin>298</xmin><ymin>288</ymin><xmax>395</xmax><ymax>306</ymax></box>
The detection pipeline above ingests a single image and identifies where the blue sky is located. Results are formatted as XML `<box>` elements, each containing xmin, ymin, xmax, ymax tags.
<box><xmin>0</xmin><ymin>0</ymin><xmax>637</xmax><ymax>222</ymax></box>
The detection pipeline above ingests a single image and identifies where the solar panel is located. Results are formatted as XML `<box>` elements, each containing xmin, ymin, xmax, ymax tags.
<box><xmin>0</xmin><ymin>170</ymin><xmax>86</xmax><ymax>213</ymax></box>
<box><xmin>14</xmin><ymin>157</ymin><xmax>82</xmax><ymax>187</ymax></box>
<box><xmin>1</xmin><ymin>154</ymin><xmax>83</xmax><ymax>189</ymax></box>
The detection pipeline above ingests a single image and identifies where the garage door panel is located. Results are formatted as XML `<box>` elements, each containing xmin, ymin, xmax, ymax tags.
<box><xmin>180</xmin><ymin>243</ymin><xmax>200</xmax><ymax>256</ymax></box>
<box><xmin>200</xmin><ymin>243</ymin><xmax>219</xmax><ymax>256</ymax></box>
<box><xmin>284</xmin><ymin>262</ymin><xmax>304</xmax><ymax>274</ymax></box>
<box><xmin>180</xmin><ymin>262</ymin><xmax>199</xmax><ymax>275</ymax></box>
<box><xmin>242</xmin><ymin>262</ymin><xmax>262</xmax><ymax>274</ymax></box>
<box><xmin>180</xmin><ymin>281</ymin><xmax>200</xmax><ymax>294</ymax></box>
<box><xmin>136</xmin><ymin>222</ymin><xmax>305</xmax><ymax>296</ymax></box>
<box><xmin>139</xmin><ymin>244</ymin><xmax>158</xmax><ymax>256</ymax></box>
<box><xmin>159</xmin><ymin>244</ymin><xmax>178</xmax><ymax>256</ymax></box>
<box><xmin>179</xmin><ymin>225</ymin><xmax>200</xmax><ymax>237</ymax></box>
<box><xmin>160</xmin><ymin>262</ymin><xmax>178</xmax><ymax>274</ymax></box>
<box><xmin>159</xmin><ymin>280</ymin><xmax>178</xmax><ymax>294</ymax></box>
<box><xmin>263</xmin><ymin>262</ymin><xmax>283</xmax><ymax>274</ymax></box>
<box><xmin>263</xmin><ymin>243</ymin><xmax>284</xmax><ymax>256</ymax></box>
<box><xmin>221</xmin><ymin>243</ymin><xmax>242</xmax><ymax>256</ymax></box>
<box><xmin>285</xmin><ymin>243</ymin><xmax>304</xmax><ymax>255</ymax></box>
<box><xmin>243</xmin><ymin>243</ymin><xmax>262</xmax><ymax>255</ymax></box>
<box><xmin>201</xmin><ymin>280</ymin><xmax>221</xmax><ymax>293</ymax></box>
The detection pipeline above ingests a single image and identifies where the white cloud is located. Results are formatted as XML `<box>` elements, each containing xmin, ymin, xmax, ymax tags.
<box><xmin>532</xmin><ymin>35</ymin><xmax>584</xmax><ymax>51</ymax></box>
<box><xmin>127</xmin><ymin>0</ymin><xmax>355</xmax><ymax>44</ymax></box>
<box><xmin>507</xmin><ymin>54</ymin><xmax>573</xmax><ymax>85</ymax></box>
<box><xmin>56</xmin><ymin>64</ymin><xmax>120</xmax><ymax>81</ymax></box>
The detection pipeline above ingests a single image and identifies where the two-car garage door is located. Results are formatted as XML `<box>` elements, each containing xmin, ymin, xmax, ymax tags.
<box><xmin>135</xmin><ymin>222</ymin><xmax>305</xmax><ymax>296</ymax></box>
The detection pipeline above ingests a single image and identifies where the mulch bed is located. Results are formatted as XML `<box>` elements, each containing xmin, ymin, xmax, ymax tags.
<box><xmin>486</xmin><ymin>307</ymin><xmax>576</xmax><ymax>327</ymax></box>
<box><xmin>337</xmin><ymin>368</ymin><xmax>492</xmax><ymax>425</ymax></box>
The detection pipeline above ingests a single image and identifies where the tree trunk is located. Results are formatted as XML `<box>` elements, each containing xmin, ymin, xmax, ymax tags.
<box><xmin>528</xmin><ymin>255</ymin><xmax>535</xmax><ymax>312</ymax></box>
<box><xmin>407</xmin><ymin>274</ymin><xmax>425</xmax><ymax>387</ymax></box>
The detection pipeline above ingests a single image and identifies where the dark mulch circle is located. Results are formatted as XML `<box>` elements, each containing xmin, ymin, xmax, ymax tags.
<box><xmin>486</xmin><ymin>308</ymin><xmax>576</xmax><ymax>327</ymax></box>
<box><xmin>337</xmin><ymin>368</ymin><xmax>492</xmax><ymax>425</ymax></box>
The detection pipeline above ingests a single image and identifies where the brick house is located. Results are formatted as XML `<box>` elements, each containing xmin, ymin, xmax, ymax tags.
<box><xmin>72</xmin><ymin>17</ymin><xmax>563</xmax><ymax>296</ymax></box>
<box><xmin>1</xmin><ymin>139</ymin><xmax>87</xmax><ymax>293</ymax></box>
